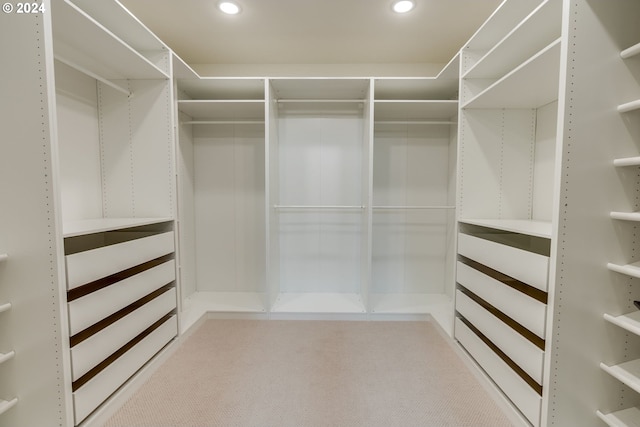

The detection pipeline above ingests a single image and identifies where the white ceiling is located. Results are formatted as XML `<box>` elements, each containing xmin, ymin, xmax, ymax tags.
<box><xmin>118</xmin><ymin>0</ymin><xmax>502</xmax><ymax>68</ymax></box>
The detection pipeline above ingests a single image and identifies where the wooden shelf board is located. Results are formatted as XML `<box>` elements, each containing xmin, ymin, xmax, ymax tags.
<box><xmin>63</xmin><ymin>217</ymin><xmax>173</xmax><ymax>238</ymax></box>
<box><xmin>614</xmin><ymin>157</ymin><xmax>640</xmax><ymax>167</ymax></box>
<box><xmin>271</xmin><ymin>292</ymin><xmax>366</xmax><ymax>314</ymax></box>
<box><xmin>52</xmin><ymin>0</ymin><xmax>168</xmax><ymax>80</ymax></box>
<box><xmin>604</xmin><ymin>311</ymin><xmax>640</xmax><ymax>337</ymax></box>
<box><xmin>596</xmin><ymin>407</ymin><xmax>640</xmax><ymax>427</ymax></box>
<box><xmin>374</xmin><ymin>100</ymin><xmax>458</xmax><ymax>121</ymax></box>
<box><xmin>607</xmin><ymin>261</ymin><xmax>640</xmax><ymax>279</ymax></box>
<box><xmin>464</xmin><ymin>0</ymin><xmax>561</xmax><ymax>80</ymax></box>
<box><xmin>458</xmin><ymin>218</ymin><xmax>552</xmax><ymax>239</ymax></box>
<box><xmin>463</xmin><ymin>39</ymin><xmax>561</xmax><ymax>109</ymax></box>
<box><xmin>611</xmin><ymin>212</ymin><xmax>640</xmax><ymax>221</ymax></box>
<box><xmin>601</xmin><ymin>359</ymin><xmax>640</xmax><ymax>394</ymax></box>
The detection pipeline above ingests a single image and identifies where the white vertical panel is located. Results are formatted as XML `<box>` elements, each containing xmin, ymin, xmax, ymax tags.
<box><xmin>532</xmin><ymin>101</ymin><xmax>558</xmax><ymax>221</ymax></box>
<box><xmin>177</xmin><ymin>113</ymin><xmax>197</xmax><ymax>299</ymax></box>
<box><xmin>267</xmin><ymin>82</ymin><xmax>281</xmax><ymax>305</ymax></box>
<box><xmin>54</xmin><ymin>61</ymin><xmax>103</xmax><ymax>221</ymax></box>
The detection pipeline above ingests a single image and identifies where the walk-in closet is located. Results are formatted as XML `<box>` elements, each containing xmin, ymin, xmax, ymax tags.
<box><xmin>2</xmin><ymin>0</ymin><xmax>640</xmax><ymax>426</ymax></box>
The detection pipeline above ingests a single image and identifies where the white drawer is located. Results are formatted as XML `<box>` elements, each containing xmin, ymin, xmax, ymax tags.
<box><xmin>68</xmin><ymin>260</ymin><xmax>175</xmax><ymax>336</ymax></box>
<box><xmin>457</xmin><ymin>233</ymin><xmax>549</xmax><ymax>292</ymax></box>
<box><xmin>66</xmin><ymin>231</ymin><xmax>174</xmax><ymax>290</ymax></box>
<box><xmin>73</xmin><ymin>315</ymin><xmax>177</xmax><ymax>424</ymax></box>
<box><xmin>456</xmin><ymin>261</ymin><xmax>546</xmax><ymax>338</ymax></box>
<box><xmin>456</xmin><ymin>290</ymin><xmax>544</xmax><ymax>384</ymax></box>
<box><xmin>70</xmin><ymin>288</ymin><xmax>176</xmax><ymax>381</ymax></box>
<box><xmin>455</xmin><ymin>317</ymin><xmax>542</xmax><ymax>426</ymax></box>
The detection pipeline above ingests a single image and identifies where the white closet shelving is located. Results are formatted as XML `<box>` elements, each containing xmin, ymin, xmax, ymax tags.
<box><xmin>268</xmin><ymin>78</ymin><xmax>370</xmax><ymax>315</ymax></box>
<box><xmin>176</xmin><ymin>75</ymin><xmax>268</xmax><ymax>327</ymax></box>
<box><xmin>370</xmin><ymin>73</ymin><xmax>458</xmax><ymax>323</ymax></box>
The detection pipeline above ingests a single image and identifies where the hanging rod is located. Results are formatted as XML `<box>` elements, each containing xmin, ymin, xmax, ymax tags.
<box><xmin>274</xmin><ymin>205</ymin><xmax>365</xmax><ymax>210</ymax></box>
<box><xmin>55</xmin><ymin>55</ymin><xmax>132</xmax><ymax>97</ymax></box>
<box><xmin>0</xmin><ymin>303</ymin><xmax>11</xmax><ymax>313</ymax></box>
<box><xmin>374</xmin><ymin>121</ymin><xmax>456</xmax><ymax>125</ymax></box>
<box><xmin>372</xmin><ymin>205</ymin><xmax>456</xmax><ymax>210</ymax></box>
<box><xmin>277</xmin><ymin>99</ymin><xmax>365</xmax><ymax>103</ymax></box>
<box><xmin>181</xmin><ymin>120</ymin><xmax>265</xmax><ymax>125</ymax></box>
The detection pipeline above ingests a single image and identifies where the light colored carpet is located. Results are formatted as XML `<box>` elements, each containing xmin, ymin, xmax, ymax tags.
<box><xmin>104</xmin><ymin>320</ymin><xmax>513</xmax><ymax>427</ymax></box>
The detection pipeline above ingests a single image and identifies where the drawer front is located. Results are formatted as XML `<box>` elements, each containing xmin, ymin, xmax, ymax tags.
<box><xmin>68</xmin><ymin>260</ymin><xmax>175</xmax><ymax>336</ymax></box>
<box><xmin>456</xmin><ymin>290</ymin><xmax>544</xmax><ymax>383</ymax></box>
<box><xmin>457</xmin><ymin>233</ymin><xmax>549</xmax><ymax>291</ymax></box>
<box><xmin>70</xmin><ymin>288</ymin><xmax>177</xmax><ymax>380</ymax></box>
<box><xmin>455</xmin><ymin>317</ymin><xmax>542</xmax><ymax>426</ymax></box>
<box><xmin>73</xmin><ymin>315</ymin><xmax>177</xmax><ymax>424</ymax></box>
<box><xmin>66</xmin><ymin>231</ymin><xmax>174</xmax><ymax>290</ymax></box>
<box><xmin>456</xmin><ymin>261</ymin><xmax>546</xmax><ymax>338</ymax></box>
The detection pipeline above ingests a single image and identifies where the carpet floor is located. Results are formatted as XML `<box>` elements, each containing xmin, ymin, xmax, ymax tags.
<box><xmin>104</xmin><ymin>319</ymin><xmax>513</xmax><ymax>427</ymax></box>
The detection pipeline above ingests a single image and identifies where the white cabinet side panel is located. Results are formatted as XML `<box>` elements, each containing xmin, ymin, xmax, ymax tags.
<box><xmin>532</xmin><ymin>101</ymin><xmax>558</xmax><ymax>221</ymax></box>
<box><xmin>177</xmin><ymin>116</ymin><xmax>197</xmax><ymax>299</ymax></box>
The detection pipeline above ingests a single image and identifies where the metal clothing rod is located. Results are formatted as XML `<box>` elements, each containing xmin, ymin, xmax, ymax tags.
<box><xmin>274</xmin><ymin>205</ymin><xmax>365</xmax><ymax>210</ymax></box>
<box><xmin>277</xmin><ymin>99</ymin><xmax>365</xmax><ymax>103</ymax></box>
<box><xmin>55</xmin><ymin>55</ymin><xmax>132</xmax><ymax>97</ymax></box>
<box><xmin>372</xmin><ymin>206</ymin><xmax>456</xmax><ymax>210</ymax></box>
<box><xmin>0</xmin><ymin>398</ymin><xmax>18</xmax><ymax>416</ymax></box>
<box><xmin>621</xmin><ymin>42</ymin><xmax>640</xmax><ymax>59</ymax></box>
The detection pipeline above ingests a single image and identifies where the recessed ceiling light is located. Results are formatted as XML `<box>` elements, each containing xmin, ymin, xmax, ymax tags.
<box><xmin>219</xmin><ymin>1</ymin><xmax>241</xmax><ymax>15</ymax></box>
<box><xmin>392</xmin><ymin>0</ymin><xmax>415</xmax><ymax>13</ymax></box>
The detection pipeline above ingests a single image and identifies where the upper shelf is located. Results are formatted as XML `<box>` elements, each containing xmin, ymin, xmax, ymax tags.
<box><xmin>178</xmin><ymin>100</ymin><xmax>265</xmax><ymax>121</ymax></box>
<box><xmin>617</xmin><ymin>100</ymin><xmax>640</xmax><ymax>114</ymax></box>
<box><xmin>374</xmin><ymin>78</ymin><xmax>458</xmax><ymax>100</ymax></box>
<box><xmin>458</xmin><ymin>218</ymin><xmax>552</xmax><ymax>239</ymax></box>
<box><xmin>63</xmin><ymin>217</ymin><xmax>173</xmax><ymax>238</ymax></box>
<box><xmin>52</xmin><ymin>0</ymin><xmax>169</xmax><ymax>80</ymax></box>
<box><xmin>604</xmin><ymin>311</ymin><xmax>640</xmax><ymax>337</ymax></box>
<box><xmin>374</xmin><ymin>100</ymin><xmax>458</xmax><ymax>121</ymax></box>
<box><xmin>464</xmin><ymin>0</ymin><xmax>561</xmax><ymax>80</ymax></box>
<box><xmin>178</xmin><ymin>78</ymin><xmax>265</xmax><ymax>100</ymax></box>
<box><xmin>614</xmin><ymin>157</ymin><xmax>640</xmax><ymax>167</ymax></box>
<box><xmin>621</xmin><ymin>42</ymin><xmax>640</xmax><ymax>59</ymax></box>
<box><xmin>270</xmin><ymin>78</ymin><xmax>369</xmax><ymax>100</ymax></box>
<box><xmin>463</xmin><ymin>39</ymin><xmax>561</xmax><ymax>109</ymax></box>
<box><xmin>600</xmin><ymin>359</ymin><xmax>640</xmax><ymax>394</ymax></box>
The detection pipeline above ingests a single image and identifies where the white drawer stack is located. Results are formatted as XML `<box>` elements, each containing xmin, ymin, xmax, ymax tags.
<box><xmin>454</xmin><ymin>228</ymin><xmax>549</xmax><ymax>426</ymax></box>
<box><xmin>63</xmin><ymin>221</ymin><xmax>178</xmax><ymax>425</ymax></box>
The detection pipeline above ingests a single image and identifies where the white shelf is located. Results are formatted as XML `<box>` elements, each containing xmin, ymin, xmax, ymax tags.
<box><xmin>52</xmin><ymin>0</ymin><xmax>169</xmax><ymax>80</ymax></box>
<box><xmin>177</xmin><ymin>100</ymin><xmax>265</xmax><ymax>121</ymax></box>
<box><xmin>0</xmin><ymin>303</ymin><xmax>11</xmax><ymax>314</ymax></box>
<box><xmin>463</xmin><ymin>38</ymin><xmax>561</xmax><ymax>109</ymax></box>
<box><xmin>597</xmin><ymin>407</ymin><xmax>640</xmax><ymax>427</ymax></box>
<box><xmin>607</xmin><ymin>261</ymin><xmax>640</xmax><ymax>279</ymax></box>
<box><xmin>178</xmin><ymin>78</ymin><xmax>265</xmax><ymax>100</ymax></box>
<box><xmin>464</xmin><ymin>0</ymin><xmax>561</xmax><ymax>79</ymax></box>
<box><xmin>373</xmin><ymin>78</ymin><xmax>458</xmax><ymax>100</ymax></box>
<box><xmin>601</xmin><ymin>359</ymin><xmax>640</xmax><ymax>394</ymax></box>
<box><xmin>614</xmin><ymin>157</ymin><xmax>640</xmax><ymax>167</ymax></box>
<box><xmin>618</xmin><ymin>100</ymin><xmax>640</xmax><ymax>114</ymax></box>
<box><xmin>604</xmin><ymin>311</ymin><xmax>640</xmax><ymax>337</ymax></box>
<box><xmin>0</xmin><ymin>398</ymin><xmax>18</xmax><ymax>416</ymax></box>
<box><xmin>621</xmin><ymin>42</ymin><xmax>640</xmax><ymax>59</ymax></box>
<box><xmin>63</xmin><ymin>217</ymin><xmax>172</xmax><ymax>238</ymax></box>
<box><xmin>0</xmin><ymin>351</ymin><xmax>15</xmax><ymax>365</ymax></box>
<box><xmin>271</xmin><ymin>293</ymin><xmax>366</xmax><ymax>314</ymax></box>
<box><xmin>611</xmin><ymin>212</ymin><xmax>640</xmax><ymax>221</ymax></box>
<box><xmin>458</xmin><ymin>218</ymin><xmax>552</xmax><ymax>239</ymax></box>
<box><xmin>373</xmin><ymin>100</ymin><xmax>458</xmax><ymax>121</ymax></box>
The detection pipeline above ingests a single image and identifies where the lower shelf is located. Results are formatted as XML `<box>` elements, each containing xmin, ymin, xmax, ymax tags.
<box><xmin>601</xmin><ymin>360</ymin><xmax>640</xmax><ymax>394</ymax></box>
<box><xmin>596</xmin><ymin>407</ymin><xmax>640</xmax><ymax>427</ymax></box>
<box><xmin>271</xmin><ymin>292</ymin><xmax>366</xmax><ymax>314</ymax></box>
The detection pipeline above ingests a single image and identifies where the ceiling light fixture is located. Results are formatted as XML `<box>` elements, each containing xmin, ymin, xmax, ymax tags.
<box><xmin>219</xmin><ymin>1</ymin><xmax>241</xmax><ymax>15</ymax></box>
<box><xmin>392</xmin><ymin>0</ymin><xmax>415</xmax><ymax>13</ymax></box>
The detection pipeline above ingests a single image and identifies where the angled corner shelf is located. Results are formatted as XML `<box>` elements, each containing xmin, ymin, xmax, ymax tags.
<box><xmin>597</xmin><ymin>407</ymin><xmax>640</xmax><ymax>427</ymax></box>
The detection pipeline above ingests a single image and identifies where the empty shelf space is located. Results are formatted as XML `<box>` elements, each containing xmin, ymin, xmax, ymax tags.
<box><xmin>177</xmin><ymin>100</ymin><xmax>265</xmax><ymax>121</ymax></box>
<box><xmin>464</xmin><ymin>0</ymin><xmax>561</xmax><ymax>79</ymax></box>
<box><xmin>374</xmin><ymin>78</ymin><xmax>458</xmax><ymax>100</ymax></box>
<box><xmin>0</xmin><ymin>351</ymin><xmax>15</xmax><ymax>365</ymax></box>
<box><xmin>618</xmin><ymin>100</ymin><xmax>640</xmax><ymax>114</ymax></box>
<box><xmin>373</xmin><ymin>100</ymin><xmax>458</xmax><ymax>121</ymax></box>
<box><xmin>271</xmin><ymin>293</ymin><xmax>366</xmax><ymax>314</ymax></box>
<box><xmin>607</xmin><ymin>261</ymin><xmax>640</xmax><ymax>279</ymax></box>
<box><xmin>369</xmin><ymin>293</ymin><xmax>450</xmax><ymax>314</ymax></box>
<box><xmin>601</xmin><ymin>359</ymin><xmax>640</xmax><ymax>394</ymax></box>
<box><xmin>178</xmin><ymin>78</ymin><xmax>265</xmax><ymax>100</ymax></box>
<box><xmin>597</xmin><ymin>407</ymin><xmax>640</xmax><ymax>427</ymax></box>
<box><xmin>458</xmin><ymin>218</ymin><xmax>552</xmax><ymax>239</ymax></box>
<box><xmin>63</xmin><ymin>217</ymin><xmax>172</xmax><ymax>238</ymax></box>
<box><xmin>463</xmin><ymin>38</ymin><xmax>561</xmax><ymax>109</ymax></box>
<box><xmin>614</xmin><ymin>157</ymin><xmax>640</xmax><ymax>167</ymax></box>
<box><xmin>621</xmin><ymin>42</ymin><xmax>640</xmax><ymax>59</ymax></box>
<box><xmin>0</xmin><ymin>398</ymin><xmax>18</xmax><ymax>416</ymax></box>
<box><xmin>611</xmin><ymin>212</ymin><xmax>640</xmax><ymax>221</ymax></box>
<box><xmin>52</xmin><ymin>0</ymin><xmax>168</xmax><ymax>80</ymax></box>
<box><xmin>604</xmin><ymin>311</ymin><xmax>640</xmax><ymax>337</ymax></box>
